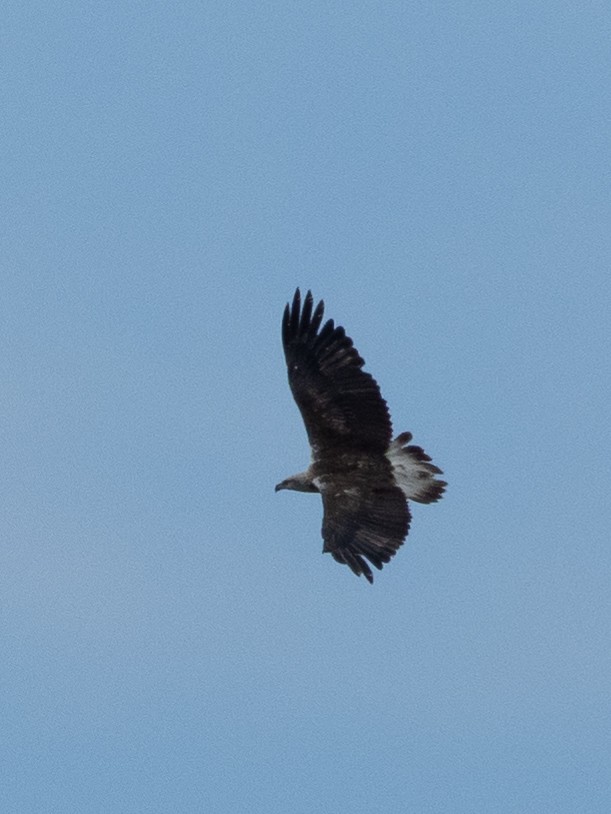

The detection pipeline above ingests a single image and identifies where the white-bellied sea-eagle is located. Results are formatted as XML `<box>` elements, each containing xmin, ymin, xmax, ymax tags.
<box><xmin>275</xmin><ymin>289</ymin><xmax>446</xmax><ymax>583</ymax></box>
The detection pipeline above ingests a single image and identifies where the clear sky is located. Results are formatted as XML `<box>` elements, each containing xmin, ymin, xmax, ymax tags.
<box><xmin>2</xmin><ymin>2</ymin><xmax>610</xmax><ymax>812</ymax></box>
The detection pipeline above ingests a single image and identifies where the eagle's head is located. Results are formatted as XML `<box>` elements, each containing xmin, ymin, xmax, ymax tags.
<box><xmin>275</xmin><ymin>474</ymin><xmax>319</xmax><ymax>493</ymax></box>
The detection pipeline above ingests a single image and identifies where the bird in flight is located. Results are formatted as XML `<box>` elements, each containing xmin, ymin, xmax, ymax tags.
<box><xmin>275</xmin><ymin>289</ymin><xmax>446</xmax><ymax>583</ymax></box>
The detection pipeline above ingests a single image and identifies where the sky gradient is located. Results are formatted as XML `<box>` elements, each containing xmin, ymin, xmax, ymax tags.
<box><xmin>2</xmin><ymin>2</ymin><xmax>610</xmax><ymax>811</ymax></box>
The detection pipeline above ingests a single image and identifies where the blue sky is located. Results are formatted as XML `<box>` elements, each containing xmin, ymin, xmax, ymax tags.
<box><xmin>2</xmin><ymin>2</ymin><xmax>610</xmax><ymax>811</ymax></box>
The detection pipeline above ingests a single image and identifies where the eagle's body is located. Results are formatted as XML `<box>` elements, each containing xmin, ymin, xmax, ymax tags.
<box><xmin>276</xmin><ymin>289</ymin><xmax>446</xmax><ymax>583</ymax></box>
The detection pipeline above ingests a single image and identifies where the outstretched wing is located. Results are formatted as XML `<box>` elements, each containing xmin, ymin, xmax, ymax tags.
<box><xmin>321</xmin><ymin>482</ymin><xmax>410</xmax><ymax>583</ymax></box>
<box><xmin>282</xmin><ymin>288</ymin><xmax>392</xmax><ymax>453</ymax></box>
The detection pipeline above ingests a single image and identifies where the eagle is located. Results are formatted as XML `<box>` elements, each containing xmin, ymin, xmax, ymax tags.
<box><xmin>275</xmin><ymin>288</ymin><xmax>446</xmax><ymax>583</ymax></box>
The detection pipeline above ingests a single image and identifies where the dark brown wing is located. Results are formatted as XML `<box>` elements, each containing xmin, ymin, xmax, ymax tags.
<box><xmin>321</xmin><ymin>482</ymin><xmax>410</xmax><ymax>583</ymax></box>
<box><xmin>282</xmin><ymin>289</ymin><xmax>392</xmax><ymax>453</ymax></box>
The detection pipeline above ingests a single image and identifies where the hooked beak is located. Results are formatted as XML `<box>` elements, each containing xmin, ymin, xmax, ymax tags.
<box><xmin>275</xmin><ymin>481</ymin><xmax>286</xmax><ymax>492</ymax></box>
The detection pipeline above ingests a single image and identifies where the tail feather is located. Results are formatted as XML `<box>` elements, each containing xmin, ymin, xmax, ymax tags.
<box><xmin>387</xmin><ymin>432</ymin><xmax>447</xmax><ymax>504</ymax></box>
